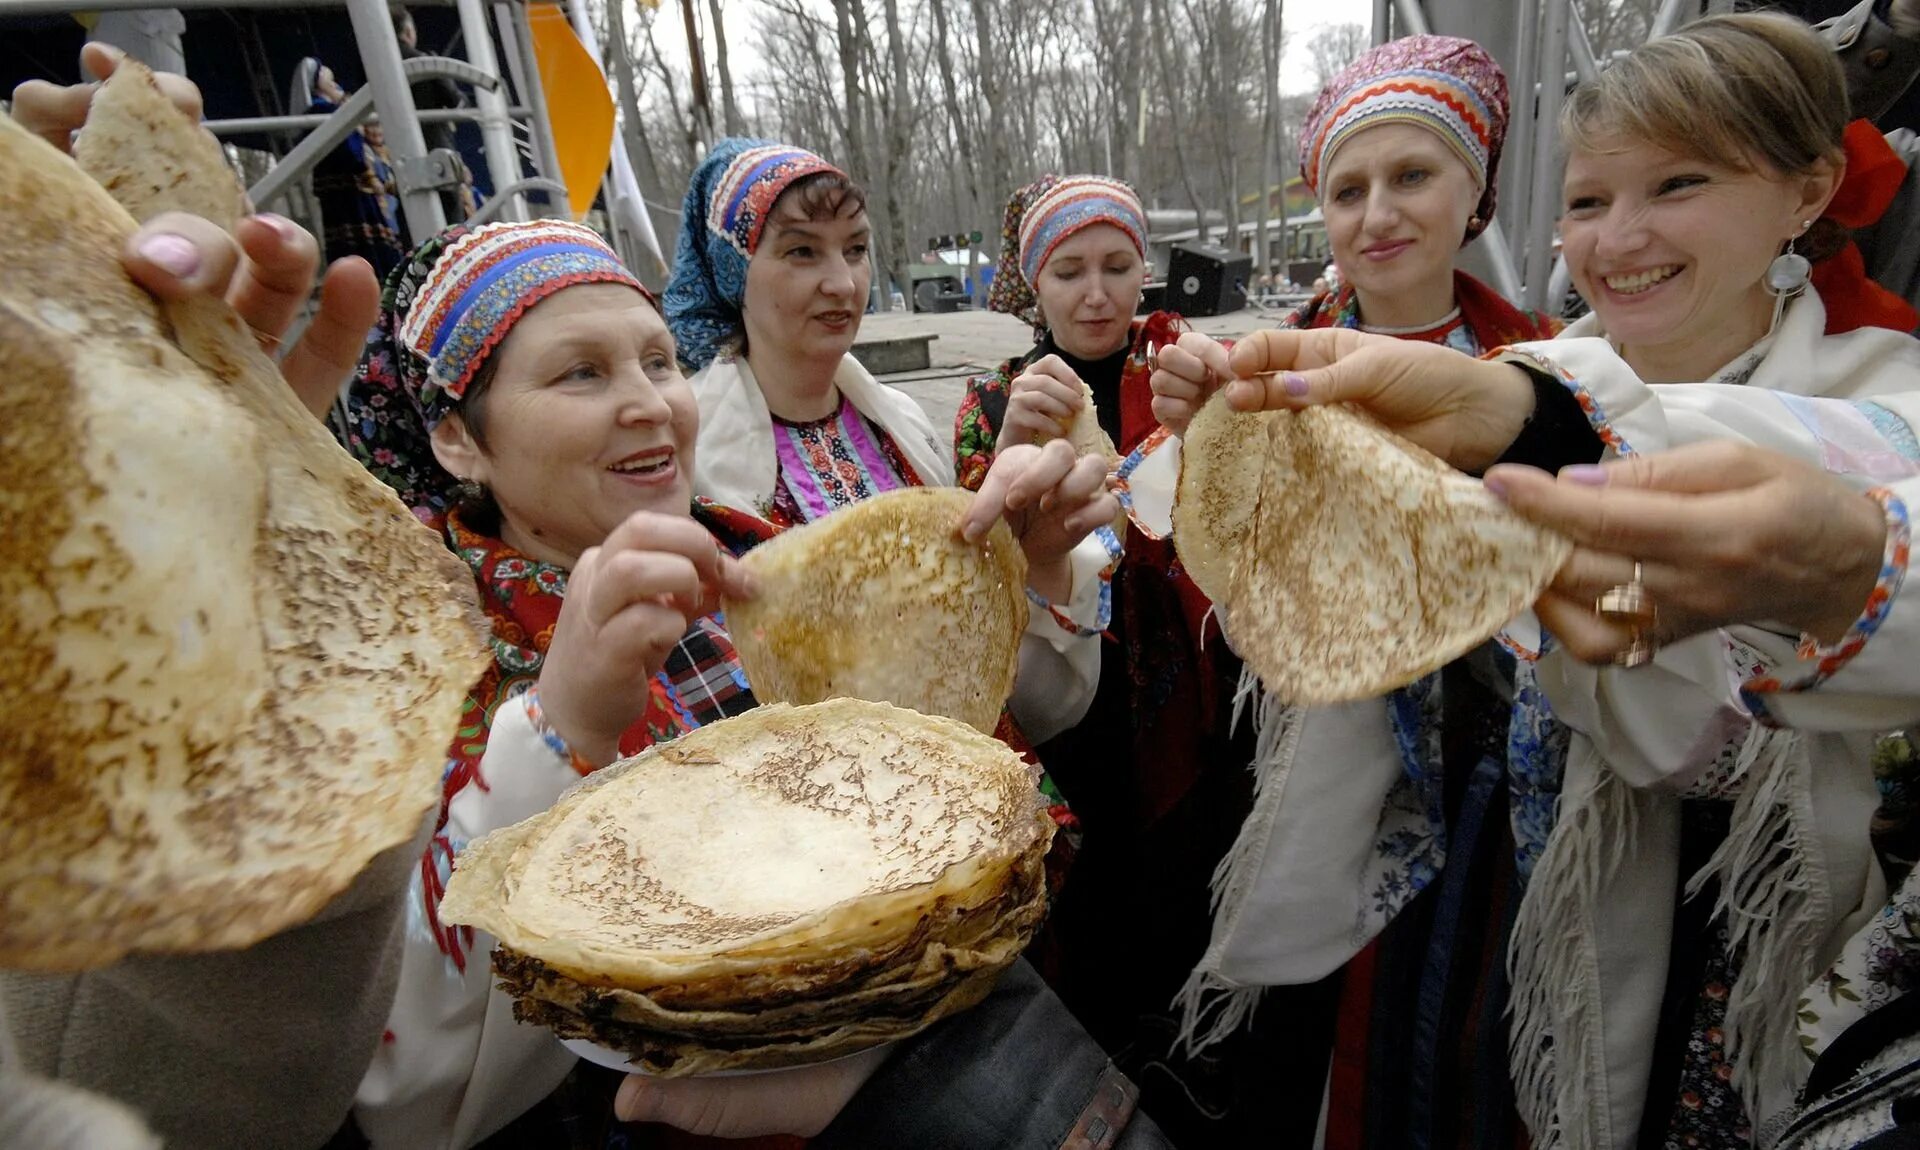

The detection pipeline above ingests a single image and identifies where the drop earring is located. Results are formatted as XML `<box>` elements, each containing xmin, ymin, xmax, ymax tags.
<box><xmin>1765</xmin><ymin>220</ymin><xmax>1813</xmax><ymax>334</ymax></box>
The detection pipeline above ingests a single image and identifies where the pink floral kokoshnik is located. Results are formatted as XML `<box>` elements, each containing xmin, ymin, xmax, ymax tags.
<box><xmin>1298</xmin><ymin>35</ymin><xmax>1510</xmax><ymax>245</ymax></box>
<box><xmin>396</xmin><ymin>219</ymin><xmax>647</xmax><ymax>414</ymax></box>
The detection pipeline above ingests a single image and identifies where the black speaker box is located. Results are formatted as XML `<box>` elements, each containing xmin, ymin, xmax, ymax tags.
<box><xmin>1166</xmin><ymin>241</ymin><xmax>1252</xmax><ymax>317</ymax></box>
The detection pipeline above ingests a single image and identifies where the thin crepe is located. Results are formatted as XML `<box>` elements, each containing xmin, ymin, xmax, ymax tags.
<box><xmin>441</xmin><ymin>699</ymin><xmax>1051</xmax><ymax>990</ymax></box>
<box><xmin>1173</xmin><ymin>397</ymin><xmax>1277</xmax><ymax>606</ymax></box>
<box><xmin>0</xmin><ymin>66</ymin><xmax>488</xmax><ymax>969</ymax></box>
<box><xmin>724</xmin><ymin>488</ymin><xmax>1026</xmax><ymax>733</ymax></box>
<box><xmin>1177</xmin><ymin>399</ymin><xmax>1570</xmax><ymax>705</ymax></box>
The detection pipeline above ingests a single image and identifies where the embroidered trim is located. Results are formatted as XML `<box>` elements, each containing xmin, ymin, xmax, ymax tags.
<box><xmin>1026</xmin><ymin>522</ymin><xmax>1123</xmax><ymax>636</ymax></box>
<box><xmin>1743</xmin><ymin>489</ymin><xmax>1908</xmax><ymax>711</ymax></box>
<box><xmin>1113</xmin><ymin>425</ymin><xmax>1175</xmax><ymax>540</ymax></box>
<box><xmin>1497</xmin><ymin>347</ymin><xmax>1633</xmax><ymax>457</ymax></box>
<box><xmin>523</xmin><ymin>684</ymin><xmax>601</xmax><ymax>778</ymax></box>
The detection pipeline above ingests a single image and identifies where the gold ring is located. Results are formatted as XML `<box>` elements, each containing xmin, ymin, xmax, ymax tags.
<box><xmin>1596</xmin><ymin>561</ymin><xmax>1659</xmax><ymax>667</ymax></box>
<box><xmin>1595</xmin><ymin>561</ymin><xmax>1658</xmax><ymax>627</ymax></box>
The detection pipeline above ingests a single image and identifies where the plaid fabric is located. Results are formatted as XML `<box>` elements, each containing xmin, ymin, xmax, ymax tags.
<box><xmin>663</xmin><ymin>614</ymin><xmax>756</xmax><ymax>728</ymax></box>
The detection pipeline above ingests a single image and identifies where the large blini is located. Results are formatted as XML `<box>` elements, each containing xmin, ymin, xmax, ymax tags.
<box><xmin>724</xmin><ymin>488</ymin><xmax>1026</xmax><ymax>733</ymax></box>
<box><xmin>0</xmin><ymin>64</ymin><xmax>489</xmax><ymax>969</ymax></box>
<box><xmin>1183</xmin><ymin>401</ymin><xmax>1569</xmax><ymax>705</ymax></box>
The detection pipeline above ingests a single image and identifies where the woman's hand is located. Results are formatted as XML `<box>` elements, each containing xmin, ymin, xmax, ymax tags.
<box><xmin>1218</xmin><ymin>328</ymin><xmax>1537</xmax><ymax>473</ymax></box>
<box><xmin>960</xmin><ymin>439</ymin><xmax>1116</xmax><ymax>604</ymax></box>
<box><xmin>1147</xmin><ymin>331</ymin><xmax>1231</xmax><ymax>437</ymax></box>
<box><xmin>13</xmin><ymin>45</ymin><xmax>382</xmax><ymax>420</ymax></box>
<box><xmin>1486</xmin><ymin>442</ymin><xmax>1890</xmax><ymax>664</ymax></box>
<box><xmin>10</xmin><ymin>42</ymin><xmax>201</xmax><ymax>152</ymax></box>
<box><xmin>997</xmin><ymin>355</ymin><xmax>1087</xmax><ymax>450</ymax></box>
<box><xmin>614</xmin><ymin>1043</ymin><xmax>891</xmax><ymax>1137</ymax></box>
<box><xmin>536</xmin><ymin>513</ymin><xmax>755</xmax><ymax>766</ymax></box>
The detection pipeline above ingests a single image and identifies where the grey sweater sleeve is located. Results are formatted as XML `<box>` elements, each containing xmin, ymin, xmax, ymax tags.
<box><xmin>1820</xmin><ymin>0</ymin><xmax>1920</xmax><ymax>122</ymax></box>
<box><xmin>813</xmin><ymin>959</ymin><xmax>1173</xmax><ymax>1150</ymax></box>
<box><xmin>1</xmin><ymin>815</ymin><xmax>429</xmax><ymax>1150</ymax></box>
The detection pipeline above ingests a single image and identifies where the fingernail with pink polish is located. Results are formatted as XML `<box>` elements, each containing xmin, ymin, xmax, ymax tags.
<box><xmin>1484</xmin><ymin>474</ymin><xmax>1510</xmax><ymax>500</ymax></box>
<box><xmin>256</xmin><ymin>213</ymin><xmax>298</xmax><ymax>240</ymax></box>
<box><xmin>1561</xmin><ymin>464</ymin><xmax>1610</xmax><ymax>486</ymax></box>
<box><xmin>139</xmin><ymin>233</ymin><xmax>200</xmax><ymax>279</ymax></box>
<box><xmin>1283</xmin><ymin>372</ymin><xmax>1309</xmax><ymax>398</ymax></box>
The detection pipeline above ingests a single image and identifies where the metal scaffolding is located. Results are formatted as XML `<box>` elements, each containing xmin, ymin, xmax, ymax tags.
<box><xmin>1408</xmin><ymin>0</ymin><xmax>1725</xmax><ymax>312</ymax></box>
<box><xmin>42</xmin><ymin>0</ymin><xmax>576</xmax><ymax>246</ymax></box>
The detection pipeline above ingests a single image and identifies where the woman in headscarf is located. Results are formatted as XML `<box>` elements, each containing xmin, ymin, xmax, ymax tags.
<box><xmin>1149</xmin><ymin>15</ymin><xmax>1920</xmax><ymax>1148</ymax></box>
<box><xmin>1287</xmin><ymin>35</ymin><xmax>1557</xmax><ymax>348</ymax></box>
<box><xmin>949</xmin><ymin>175</ymin><xmax>1330</xmax><ymax>1144</ymax></box>
<box><xmin>1125</xmin><ymin>39</ymin><xmax>1556</xmax><ymax>1146</ymax></box>
<box><xmin>338</xmin><ymin>215</ymin><xmax>1119</xmax><ymax>1148</ymax></box>
<box><xmin>294</xmin><ymin>56</ymin><xmax>409</xmax><ymax>280</ymax></box>
<box><xmin>664</xmin><ymin>137</ymin><xmax>1119</xmax><ymax>754</ymax></box>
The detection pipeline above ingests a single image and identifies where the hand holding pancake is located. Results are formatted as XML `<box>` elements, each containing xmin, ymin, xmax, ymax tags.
<box><xmin>537</xmin><ymin>512</ymin><xmax>755</xmax><ymax>766</ymax></box>
<box><xmin>961</xmin><ymin>439</ymin><xmax>1117</xmax><ymax>602</ymax></box>
<box><xmin>10</xmin><ymin>46</ymin><xmax>381</xmax><ymax>421</ymax></box>
<box><xmin>1220</xmin><ymin>328</ymin><xmax>1537</xmax><ymax>474</ymax></box>
<box><xmin>1147</xmin><ymin>330</ymin><xmax>1231</xmax><ymax>436</ymax></box>
<box><xmin>999</xmin><ymin>354</ymin><xmax>1089</xmax><ymax>449</ymax></box>
<box><xmin>1487</xmin><ymin>442</ymin><xmax>1891</xmax><ymax>664</ymax></box>
<box><xmin>614</xmin><ymin>1043</ymin><xmax>891</xmax><ymax>1137</ymax></box>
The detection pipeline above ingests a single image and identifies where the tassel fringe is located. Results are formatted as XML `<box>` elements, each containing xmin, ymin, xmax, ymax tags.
<box><xmin>1172</xmin><ymin>664</ymin><xmax>1302</xmax><ymax>1056</ymax></box>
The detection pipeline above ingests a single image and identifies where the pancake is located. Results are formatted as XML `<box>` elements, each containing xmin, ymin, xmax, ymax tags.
<box><xmin>0</xmin><ymin>69</ymin><xmax>488</xmax><ymax>968</ymax></box>
<box><xmin>723</xmin><ymin>488</ymin><xmax>1026</xmax><ymax>733</ymax></box>
<box><xmin>441</xmin><ymin>699</ymin><xmax>1052</xmax><ymax>990</ymax></box>
<box><xmin>1221</xmin><ymin>404</ymin><xmax>1570</xmax><ymax>705</ymax></box>
<box><xmin>1173</xmin><ymin>394</ymin><xmax>1277</xmax><ymax>607</ymax></box>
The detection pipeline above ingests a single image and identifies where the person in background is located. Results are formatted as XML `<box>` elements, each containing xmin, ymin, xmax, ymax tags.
<box><xmin>292</xmin><ymin>57</ymin><xmax>408</xmax><ymax>280</ymax></box>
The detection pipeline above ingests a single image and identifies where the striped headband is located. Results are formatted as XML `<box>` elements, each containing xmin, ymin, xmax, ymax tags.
<box><xmin>397</xmin><ymin>220</ymin><xmax>646</xmax><ymax>410</ymax></box>
<box><xmin>1299</xmin><ymin>36</ymin><xmax>1510</xmax><ymax>244</ymax></box>
<box><xmin>1016</xmin><ymin>176</ymin><xmax>1148</xmax><ymax>289</ymax></box>
<box><xmin>704</xmin><ymin>142</ymin><xmax>842</xmax><ymax>259</ymax></box>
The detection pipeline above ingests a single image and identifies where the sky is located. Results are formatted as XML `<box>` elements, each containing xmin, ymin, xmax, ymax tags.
<box><xmin>647</xmin><ymin>0</ymin><xmax>1371</xmax><ymax>100</ymax></box>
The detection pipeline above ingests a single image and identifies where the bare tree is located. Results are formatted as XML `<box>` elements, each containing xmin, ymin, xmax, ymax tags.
<box><xmin>707</xmin><ymin>0</ymin><xmax>746</xmax><ymax>136</ymax></box>
<box><xmin>1577</xmin><ymin>0</ymin><xmax>1661</xmax><ymax>59</ymax></box>
<box><xmin>1255</xmin><ymin>0</ymin><xmax>1282</xmax><ymax>274</ymax></box>
<box><xmin>1307</xmin><ymin>22</ymin><xmax>1368</xmax><ymax>90</ymax></box>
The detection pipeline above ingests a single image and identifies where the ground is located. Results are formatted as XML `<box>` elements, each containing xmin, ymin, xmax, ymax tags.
<box><xmin>855</xmin><ymin>304</ymin><xmax>1300</xmax><ymax>430</ymax></box>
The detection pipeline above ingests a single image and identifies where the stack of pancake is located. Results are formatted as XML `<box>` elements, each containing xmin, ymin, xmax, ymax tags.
<box><xmin>441</xmin><ymin>698</ymin><xmax>1053</xmax><ymax>1076</ymax></box>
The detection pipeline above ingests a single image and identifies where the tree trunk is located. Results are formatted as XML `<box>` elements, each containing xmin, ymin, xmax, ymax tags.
<box><xmin>1255</xmin><ymin>0</ymin><xmax>1278</xmax><ymax>275</ymax></box>
<box><xmin>930</xmin><ymin>0</ymin><xmax>984</xmax><ymax>229</ymax></box>
<box><xmin>881</xmin><ymin>0</ymin><xmax>916</xmax><ymax>312</ymax></box>
<box><xmin>968</xmin><ymin>0</ymin><xmax>1012</xmax><ymax>202</ymax></box>
<box><xmin>706</xmin><ymin>0</ymin><xmax>746</xmax><ymax>136</ymax></box>
<box><xmin>678</xmin><ymin>0</ymin><xmax>715</xmax><ymax>145</ymax></box>
<box><xmin>1150</xmin><ymin>0</ymin><xmax>1208</xmax><ymax>229</ymax></box>
<box><xmin>607</xmin><ymin>0</ymin><xmax>675</xmax><ymax>258</ymax></box>
<box><xmin>830</xmin><ymin>0</ymin><xmax>881</xmax><ymax>309</ymax></box>
<box><xmin>1124</xmin><ymin>0</ymin><xmax>1149</xmax><ymax>188</ymax></box>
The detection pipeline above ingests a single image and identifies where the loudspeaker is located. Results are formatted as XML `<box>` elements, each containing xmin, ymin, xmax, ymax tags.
<box><xmin>1166</xmin><ymin>241</ymin><xmax>1252</xmax><ymax>317</ymax></box>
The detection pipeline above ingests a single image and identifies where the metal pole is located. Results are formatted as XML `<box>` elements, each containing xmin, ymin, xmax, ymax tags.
<box><xmin>1372</xmin><ymin>0</ymin><xmax>1392</xmax><ymax>45</ymax></box>
<box><xmin>346</xmin><ymin>0</ymin><xmax>445</xmax><ymax>239</ymax></box>
<box><xmin>499</xmin><ymin>1</ymin><xmax>564</xmax><ymax>206</ymax></box>
<box><xmin>1392</xmin><ymin>0</ymin><xmax>1430</xmax><ymax>35</ymax></box>
<box><xmin>1504</xmin><ymin>0</ymin><xmax>1543</xmax><ymax>256</ymax></box>
<box><xmin>456</xmin><ymin>0</ymin><xmax>526</xmax><ymax>222</ymax></box>
<box><xmin>1477</xmin><ymin>221</ymin><xmax>1525</xmax><ymax>304</ymax></box>
<box><xmin>1523</xmin><ymin>0</ymin><xmax>1572</xmax><ymax>312</ymax></box>
<box><xmin>1651</xmin><ymin>0</ymin><xmax>1692</xmax><ymax>39</ymax></box>
<box><xmin>206</xmin><ymin>107</ymin><xmax>527</xmax><ymax>135</ymax></box>
<box><xmin>1567</xmin><ymin>14</ymin><xmax>1600</xmax><ymax>86</ymax></box>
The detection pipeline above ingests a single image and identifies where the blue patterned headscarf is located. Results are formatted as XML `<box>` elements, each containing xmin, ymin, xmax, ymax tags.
<box><xmin>663</xmin><ymin>137</ymin><xmax>844</xmax><ymax>372</ymax></box>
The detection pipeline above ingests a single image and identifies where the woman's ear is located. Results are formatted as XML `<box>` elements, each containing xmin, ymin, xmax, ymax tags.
<box><xmin>1792</xmin><ymin>152</ymin><xmax>1845</xmax><ymax>232</ymax></box>
<box><xmin>429</xmin><ymin>412</ymin><xmax>485</xmax><ymax>484</ymax></box>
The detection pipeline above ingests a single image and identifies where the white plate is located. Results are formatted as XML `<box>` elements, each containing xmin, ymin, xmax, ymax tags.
<box><xmin>560</xmin><ymin>1036</ymin><xmax>888</xmax><ymax>1078</ymax></box>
